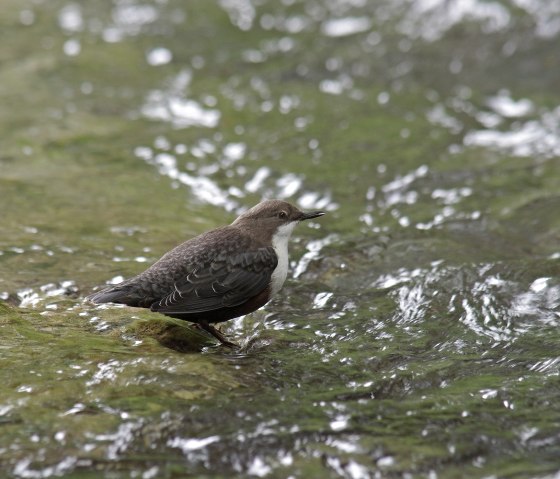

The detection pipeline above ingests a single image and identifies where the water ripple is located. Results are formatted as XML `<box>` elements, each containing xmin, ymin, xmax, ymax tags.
<box><xmin>13</xmin><ymin>456</ymin><xmax>78</xmax><ymax>479</ymax></box>
<box><xmin>397</xmin><ymin>0</ymin><xmax>511</xmax><ymax>42</ymax></box>
<box><xmin>141</xmin><ymin>70</ymin><xmax>221</xmax><ymax>129</ymax></box>
<box><xmin>17</xmin><ymin>281</ymin><xmax>77</xmax><ymax>308</ymax></box>
<box><xmin>135</xmin><ymin>138</ymin><xmax>337</xmax><ymax>214</ymax></box>
<box><xmin>512</xmin><ymin>277</ymin><xmax>560</xmax><ymax>327</ymax></box>
<box><xmin>464</xmin><ymin>105</ymin><xmax>560</xmax><ymax>158</ymax></box>
<box><xmin>322</xmin><ymin>17</ymin><xmax>372</xmax><ymax>37</ymax></box>
<box><xmin>371</xmin><ymin>263</ymin><xmax>555</xmax><ymax>344</ymax></box>
<box><xmin>427</xmin><ymin>89</ymin><xmax>560</xmax><ymax>160</ymax></box>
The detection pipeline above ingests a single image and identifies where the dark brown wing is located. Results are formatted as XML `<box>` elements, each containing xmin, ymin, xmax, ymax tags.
<box><xmin>150</xmin><ymin>247</ymin><xmax>277</xmax><ymax>315</ymax></box>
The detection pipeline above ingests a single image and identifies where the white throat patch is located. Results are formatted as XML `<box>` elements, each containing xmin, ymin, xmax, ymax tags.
<box><xmin>269</xmin><ymin>221</ymin><xmax>297</xmax><ymax>296</ymax></box>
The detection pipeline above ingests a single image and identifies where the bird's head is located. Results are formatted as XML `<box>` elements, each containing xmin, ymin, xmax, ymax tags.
<box><xmin>232</xmin><ymin>199</ymin><xmax>325</xmax><ymax>241</ymax></box>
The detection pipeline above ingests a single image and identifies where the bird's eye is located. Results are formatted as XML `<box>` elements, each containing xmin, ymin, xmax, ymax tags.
<box><xmin>278</xmin><ymin>211</ymin><xmax>288</xmax><ymax>219</ymax></box>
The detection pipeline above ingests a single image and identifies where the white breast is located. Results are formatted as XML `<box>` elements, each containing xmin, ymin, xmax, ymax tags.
<box><xmin>269</xmin><ymin>222</ymin><xmax>297</xmax><ymax>296</ymax></box>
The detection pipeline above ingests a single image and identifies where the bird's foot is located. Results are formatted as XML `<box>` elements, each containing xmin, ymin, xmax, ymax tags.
<box><xmin>196</xmin><ymin>322</ymin><xmax>239</xmax><ymax>348</ymax></box>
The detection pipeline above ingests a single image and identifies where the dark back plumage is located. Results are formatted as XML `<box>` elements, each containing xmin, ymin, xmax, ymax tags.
<box><xmin>88</xmin><ymin>226</ymin><xmax>277</xmax><ymax>313</ymax></box>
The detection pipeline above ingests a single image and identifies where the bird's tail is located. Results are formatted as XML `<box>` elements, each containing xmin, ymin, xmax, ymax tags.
<box><xmin>86</xmin><ymin>283</ymin><xmax>144</xmax><ymax>307</ymax></box>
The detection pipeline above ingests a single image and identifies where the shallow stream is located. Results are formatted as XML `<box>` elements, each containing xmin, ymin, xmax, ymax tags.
<box><xmin>1</xmin><ymin>0</ymin><xmax>560</xmax><ymax>477</ymax></box>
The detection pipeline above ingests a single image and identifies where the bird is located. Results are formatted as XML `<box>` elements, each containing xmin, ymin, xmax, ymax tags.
<box><xmin>87</xmin><ymin>199</ymin><xmax>325</xmax><ymax>346</ymax></box>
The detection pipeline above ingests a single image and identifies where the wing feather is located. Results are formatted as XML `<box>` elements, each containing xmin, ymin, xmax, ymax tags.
<box><xmin>150</xmin><ymin>246</ymin><xmax>277</xmax><ymax>314</ymax></box>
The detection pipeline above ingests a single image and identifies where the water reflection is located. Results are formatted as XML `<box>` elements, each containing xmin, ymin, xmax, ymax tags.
<box><xmin>2</xmin><ymin>0</ymin><xmax>560</xmax><ymax>477</ymax></box>
<box><xmin>58</xmin><ymin>4</ymin><xmax>84</xmax><ymax>32</ymax></box>
<box><xmin>424</xmin><ymin>87</ymin><xmax>560</xmax><ymax>160</ymax></box>
<box><xmin>146</xmin><ymin>47</ymin><xmax>173</xmax><ymax>66</ymax></box>
<box><xmin>322</xmin><ymin>17</ymin><xmax>372</xmax><ymax>37</ymax></box>
<box><xmin>464</xmin><ymin>104</ymin><xmax>560</xmax><ymax>158</ymax></box>
<box><xmin>134</xmin><ymin>135</ymin><xmax>337</xmax><ymax>214</ymax></box>
<box><xmin>14</xmin><ymin>457</ymin><xmax>79</xmax><ymax>479</ymax></box>
<box><xmin>370</xmin><ymin>261</ymin><xmax>560</xmax><ymax>345</ymax></box>
<box><xmin>512</xmin><ymin>277</ymin><xmax>560</xmax><ymax>327</ymax></box>
<box><xmin>398</xmin><ymin>0</ymin><xmax>511</xmax><ymax>41</ymax></box>
<box><xmin>141</xmin><ymin>70</ymin><xmax>221</xmax><ymax>129</ymax></box>
<box><xmin>17</xmin><ymin>281</ymin><xmax>77</xmax><ymax>308</ymax></box>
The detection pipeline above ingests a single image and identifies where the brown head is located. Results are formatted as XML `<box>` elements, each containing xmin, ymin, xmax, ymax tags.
<box><xmin>231</xmin><ymin>199</ymin><xmax>325</xmax><ymax>242</ymax></box>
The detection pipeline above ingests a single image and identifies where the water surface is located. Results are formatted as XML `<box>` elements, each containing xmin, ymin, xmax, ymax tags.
<box><xmin>1</xmin><ymin>0</ymin><xmax>560</xmax><ymax>477</ymax></box>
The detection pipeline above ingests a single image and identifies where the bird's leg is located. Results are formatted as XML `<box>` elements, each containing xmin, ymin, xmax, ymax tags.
<box><xmin>198</xmin><ymin>321</ymin><xmax>238</xmax><ymax>348</ymax></box>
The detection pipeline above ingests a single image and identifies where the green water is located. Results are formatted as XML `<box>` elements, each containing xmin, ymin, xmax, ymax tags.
<box><xmin>1</xmin><ymin>0</ymin><xmax>560</xmax><ymax>477</ymax></box>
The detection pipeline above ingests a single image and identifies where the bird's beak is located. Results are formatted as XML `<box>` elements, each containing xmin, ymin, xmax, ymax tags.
<box><xmin>299</xmin><ymin>210</ymin><xmax>325</xmax><ymax>221</ymax></box>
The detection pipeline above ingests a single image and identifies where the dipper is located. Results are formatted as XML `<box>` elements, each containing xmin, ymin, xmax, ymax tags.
<box><xmin>88</xmin><ymin>199</ymin><xmax>325</xmax><ymax>346</ymax></box>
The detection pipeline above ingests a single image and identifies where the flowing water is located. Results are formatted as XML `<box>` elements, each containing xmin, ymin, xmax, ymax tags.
<box><xmin>1</xmin><ymin>0</ymin><xmax>560</xmax><ymax>477</ymax></box>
